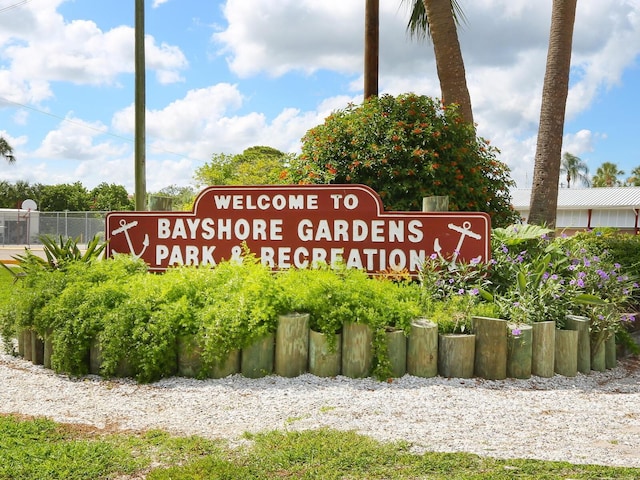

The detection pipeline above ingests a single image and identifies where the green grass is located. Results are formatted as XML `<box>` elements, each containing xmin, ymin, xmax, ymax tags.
<box><xmin>0</xmin><ymin>415</ymin><xmax>638</xmax><ymax>480</ymax></box>
<box><xmin>0</xmin><ymin>267</ymin><xmax>14</xmax><ymax>310</ymax></box>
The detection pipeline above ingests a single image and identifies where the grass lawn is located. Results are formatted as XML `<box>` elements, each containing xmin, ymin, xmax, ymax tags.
<box><xmin>0</xmin><ymin>266</ymin><xmax>16</xmax><ymax>310</ymax></box>
<box><xmin>0</xmin><ymin>415</ymin><xmax>638</xmax><ymax>480</ymax></box>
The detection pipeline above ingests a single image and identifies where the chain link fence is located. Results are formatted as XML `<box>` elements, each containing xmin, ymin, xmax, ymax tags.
<box><xmin>0</xmin><ymin>210</ymin><xmax>107</xmax><ymax>245</ymax></box>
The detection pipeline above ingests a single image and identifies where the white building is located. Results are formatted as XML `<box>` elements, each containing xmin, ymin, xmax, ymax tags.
<box><xmin>511</xmin><ymin>188</ymin><xmax>640</xmax><ymax>235</ymax></box>
<box><xmin>0</xmin><ymin>208</ymin><xmax>40</xmax><ymax>245</ymax></box>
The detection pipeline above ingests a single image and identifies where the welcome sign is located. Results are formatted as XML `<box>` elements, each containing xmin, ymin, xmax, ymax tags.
<box><xmin>105</xmin><ymin>184</ymin><xmax>490</xmax><ymax>274</ymax></box>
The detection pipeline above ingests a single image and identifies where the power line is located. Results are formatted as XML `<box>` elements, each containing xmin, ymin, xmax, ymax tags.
<box><xmin>0</xmin><ymin>0</ymin><xmax>32</xmax><ymax>14</ymax></box>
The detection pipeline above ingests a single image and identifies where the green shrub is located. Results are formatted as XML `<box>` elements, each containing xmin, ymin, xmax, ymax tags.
<box><xmin>288</xmin><ymin>93</ymin><xmax>519</xmax><ymax>227</ymax></box>
<box><xmin>197</xmin><ymin>255</ymin><xmax>284</xmax><ymax>370</ymax></box>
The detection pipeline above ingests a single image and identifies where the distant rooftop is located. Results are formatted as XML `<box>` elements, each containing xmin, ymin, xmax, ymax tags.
<box><xmin>511</xmin><ymin>187</ymin><xmax>640</xmax><ymax>210</ymax></box>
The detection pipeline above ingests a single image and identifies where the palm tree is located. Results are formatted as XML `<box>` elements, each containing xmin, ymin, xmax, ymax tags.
<box><xmin>592</xmin><ymin>162</ymin><xmax>624</xmax><ymax>187</ymax></box>
<box><xmin>528</xmin><ymin>0</ymin><xmax>577</xmax><ymax>229</ymax></box>
<box><xmin>0</xmin><ymin>137</ymin><xmax>15</xmax><ymax>164</ymax></box>
<box><xmin>559</xmin><ymin>152</ymin><xmax>590</xmax><ymax>188</ymax></box>
<box><xmin>404</xmin><ymin>0</ymin><xmax>474</xmax><ymax>125</ymax></box>
<box><xmin>625</xmin><ymin>166</ymin><xmax>640</xmax><ymax>187</ymax></box>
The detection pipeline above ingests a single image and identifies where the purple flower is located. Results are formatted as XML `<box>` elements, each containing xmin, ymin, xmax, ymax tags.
<box><xmin>511</xmin><ymin>328</ymin><xmax>521</xmax><ymax>336</ymax></box>
<box><xmin>430</xmin><ymin>253</ymin><xmax>438</xmax><ymax>260</ymax></box>
<box><xmin>470</xmin><ymin>288</ymin><xmax>479</xmax><ymax>296</ymax></box>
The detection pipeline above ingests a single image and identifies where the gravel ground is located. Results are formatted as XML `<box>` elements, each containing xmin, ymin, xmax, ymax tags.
<box><xmin>1</xmin><ymin>350</ymin><xmax>639</xmax><ymax>468</ymax></box>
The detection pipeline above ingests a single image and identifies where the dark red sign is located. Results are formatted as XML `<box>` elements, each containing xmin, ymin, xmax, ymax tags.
<box><xmin>105</xmin><ymin>184</ymin><xmax>490</xmax><ymax>274</ymax></box>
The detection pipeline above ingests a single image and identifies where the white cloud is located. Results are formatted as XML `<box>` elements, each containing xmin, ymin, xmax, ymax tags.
<box><xmin>34</xmin><ymin>116</ymin><xmax>128</xmax><ymax>161</ymax></box>
<box><xmin>0</xmin><ymin>0</ymin><xmax>188</xmax><ymax>108</ymax></box>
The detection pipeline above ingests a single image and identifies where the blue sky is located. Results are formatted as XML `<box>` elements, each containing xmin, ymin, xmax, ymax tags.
<box><xmin>0</xmin><ymin>0</ymin><xmax>639</xmax><ymax>197</ymax></box>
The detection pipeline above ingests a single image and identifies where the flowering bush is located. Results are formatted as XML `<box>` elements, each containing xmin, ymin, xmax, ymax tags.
<box><xmin>565</xmin><ymin>248</ymin><xmax>638</xmax><ymax>349</ymax></box>
<box><xmin>418</xmin><ymin>252</ymin><xmax>497</xmax><ymax>333</ymax></box>
<box><xmin>286</xmin><ymin>93</ymin><xmax>519</xmax><ymax>227</ymax></box>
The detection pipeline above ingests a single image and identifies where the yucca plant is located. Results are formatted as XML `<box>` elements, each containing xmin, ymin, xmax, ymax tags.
<box><xmin>13</xmin><ymin>234</ymin><xmax>106</xmax><ymax>272</ymax></box>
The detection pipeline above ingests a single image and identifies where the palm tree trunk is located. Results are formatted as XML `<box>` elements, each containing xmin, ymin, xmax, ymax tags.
<box><xmin>528</xmin><ymin>0</ymin><xmax>577</xmax><ymax>228</ymax></box>
<box><xmin>423</xmin><ymin>0</ymin><xmax>473</xmax><ymax>125</ymax></box>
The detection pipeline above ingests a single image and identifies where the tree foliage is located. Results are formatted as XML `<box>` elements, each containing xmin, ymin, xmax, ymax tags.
<box><xmin>560</xmin><ymin>152</ymin><xmax>590</xmax><ymax>188</ymax></box>
<box><xmin>38</xmin><ymin>182</ymin><xmax>90</xmax><ymax>211</ymax></box>
<box><xmin>89</xmin><ymin>183</ymin><xmax>134</xmax><ymax>211</ymax></box>
<box><xmin>0</xmin><ymin>181</ymin><xmax>133</xmax><ymax>211</ymax></box>
<box><xmin>0</xmin><ymin>137</ymin><xmax>15</xmax><ymax>164</ymax></box>
<box><xmin>194</xmin><ymin>146</ymin><xmax>293</xmax><ymax>187</ymax></box>
<box><xmin>287</xmin><ymin>93</ymin><xmax>518</xmax><ymax>228</ymax></box>
<box><xmin>592</xmin><ymin>162</ymin><xmax>624</xmax><ymax>187</ymax></box>
<box><xmin>0</xmin><ymin>180</ymin><xmax>42</xmax><ymax>209</ymax></box>
<box><xmin>625</xmin><ymin>166</ymin><xmax>640</xmax><ymax>187</ymax></box>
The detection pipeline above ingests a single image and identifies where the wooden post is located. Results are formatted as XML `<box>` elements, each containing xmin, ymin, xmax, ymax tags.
<box><xmin>176</xmin><ymin>334</ymin><xmax>203</xmax><ymax>378</ymax></box>
<box><xmin>341</xmin><ymin>322</ymin><xmax>373</xmax><ymax>378</ymax></box>
<box><xmin>507</xmin><ymin>323</ymin><xmax>532</xmax><ymax>379</ymax></box>
<box><xmin>554</xmin><ymin>329</ymin><xmax>578</xmax><ymax>377</ymax></box>
<box><xmin>472</xmin><ymin>316</ymin><xmax>507</xmax><ymax>380</ymax></box>
<box><xmin>31</xmin><ymin>330</ymin><xmax>44</xmax><ymax>365</ymax></box>
<box><xmin>531</xmin><ymin>321</ymin><xmax>555</xmax><ymax>378</ymax></box>
<box><xmin>386</xmin><ymin>329</ymin><xmax>407</xmax><ymax>378</ymax></box>
<box><xmin>90</xmin><ymin>338</ymin><xmax>103</xmax><ymax>375</ymax></box>
<box><xmin>422</xmin><ymin>196</ymin><xmax>449</xmax><ymax>212</ymax></box>
<box><xmin>438</xmin><ymin>334</ymin><xmax>475</xmax><ymax>378</ymax></box>
<box><xmin>241</xmin><ymin>333</ymin><xmax>274</xmax><ymax>378</ymax></box>
<box><xmin>23</xmin><ymin>329</ymin><xmax>32</xmax><ymax>362</ymax></box>
<box><xmin>43</xmin><ymin>329</ymin><xmax>53</xmax><ymax>369</ymax></box>
<box><xmin>605</xmin><ymin>334</ymin><xmax>617</xmax><ymax>369</ymax></box>
<box><xmin>309</xmin><ymin>330</ymin><xmax>341</xmax><ymax>377</ymax></box>
<box><xmin>17</xmin><ymin>330</ymin><xmax>24</xmax><ymax>357</ymax></box>
<box><xmin>275</xmin><ymin>313</ymin><xmax>310</xmax><ymax>378</ymax></box>
<box><xmin>591</xmin><ymin>337</ymin><xmax>606</xmax><ymax>372</ymax></box>
<box><xmin>565</xmin><ymin>315</ymin><xmax>590</xmax><ymax>374</ymax></box>
<box><xmin>407</xmin><ymin>319</ymin><xmax>438</xmax><ymax>378</ymax></box>
<box><xmin>211</xmin><ymin>350</ymin><xmax>240</xmax><ymax>379</ymax></box>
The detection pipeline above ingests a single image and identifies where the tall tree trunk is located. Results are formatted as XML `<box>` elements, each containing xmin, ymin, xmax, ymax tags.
<box><xmin>528</xmin><ymin>0</ymin><xmax>577</xmax><ymax>228</ymax></box>
<box><xmin>423</xmin><ymin>0</ymin><xmax>473</xmax><ymax>125</ymax></box>
<box><xmin>364</xmin><ymin>0</ymin><xmax>379</xmax><ymax>99</ymax></box>
<box><xmin>135</xmin><ymin>0</ymin><xmax>147</xmax><ymax>210</ymax></box>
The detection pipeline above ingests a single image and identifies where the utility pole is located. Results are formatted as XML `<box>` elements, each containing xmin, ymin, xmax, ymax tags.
<box><xmin>364</xmin><ymin>0</ymin><xmax>379</xmax><ymax>99</ymax></box>
<box><xmin>134</xmin><ymin>0</ymin><xmax>147</xmax><ymax>210</ymax></box>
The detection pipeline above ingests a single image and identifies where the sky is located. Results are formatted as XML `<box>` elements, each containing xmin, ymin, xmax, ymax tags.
<box><xmin>0</xmin><ymin>0</ymin><xmax>639</xmax><ymax>198</ymax></box>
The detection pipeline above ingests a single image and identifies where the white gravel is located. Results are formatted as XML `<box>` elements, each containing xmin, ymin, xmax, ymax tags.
<box><xmin>1</xmin><ymin>350</ymin><xmax>639</xmax><ymax>468</ymax></box>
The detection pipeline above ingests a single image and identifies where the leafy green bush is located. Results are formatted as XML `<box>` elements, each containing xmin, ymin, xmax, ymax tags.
<box><xmin>197</xmin><ymin>255</ymin><xmax>284</xmax><ymax>370</ymax></box>
<box><xmin>47</xmin><ymin>256</ymin><xmax>148</xmax><ymax>375</ymax></box>
<box><xmin>278</xmin><ymin>263</ymin><xmax>423</xmax><ymax>379</ymax></box>
<box><xmin>287</xmin><ymin>93</ymin><xmax>519</xmax><ymax>227</ymax></box>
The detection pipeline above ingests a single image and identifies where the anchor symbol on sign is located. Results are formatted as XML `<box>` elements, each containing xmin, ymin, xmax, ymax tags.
<box><xmin>433</xmin><ymin>220</ymin><xmax>482</xmax><ymax>270</ymax></box>
<box><xmin>111</xmin><ymin>219</ymin><xmax>150</xmax><ymax>259</ymax></box>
